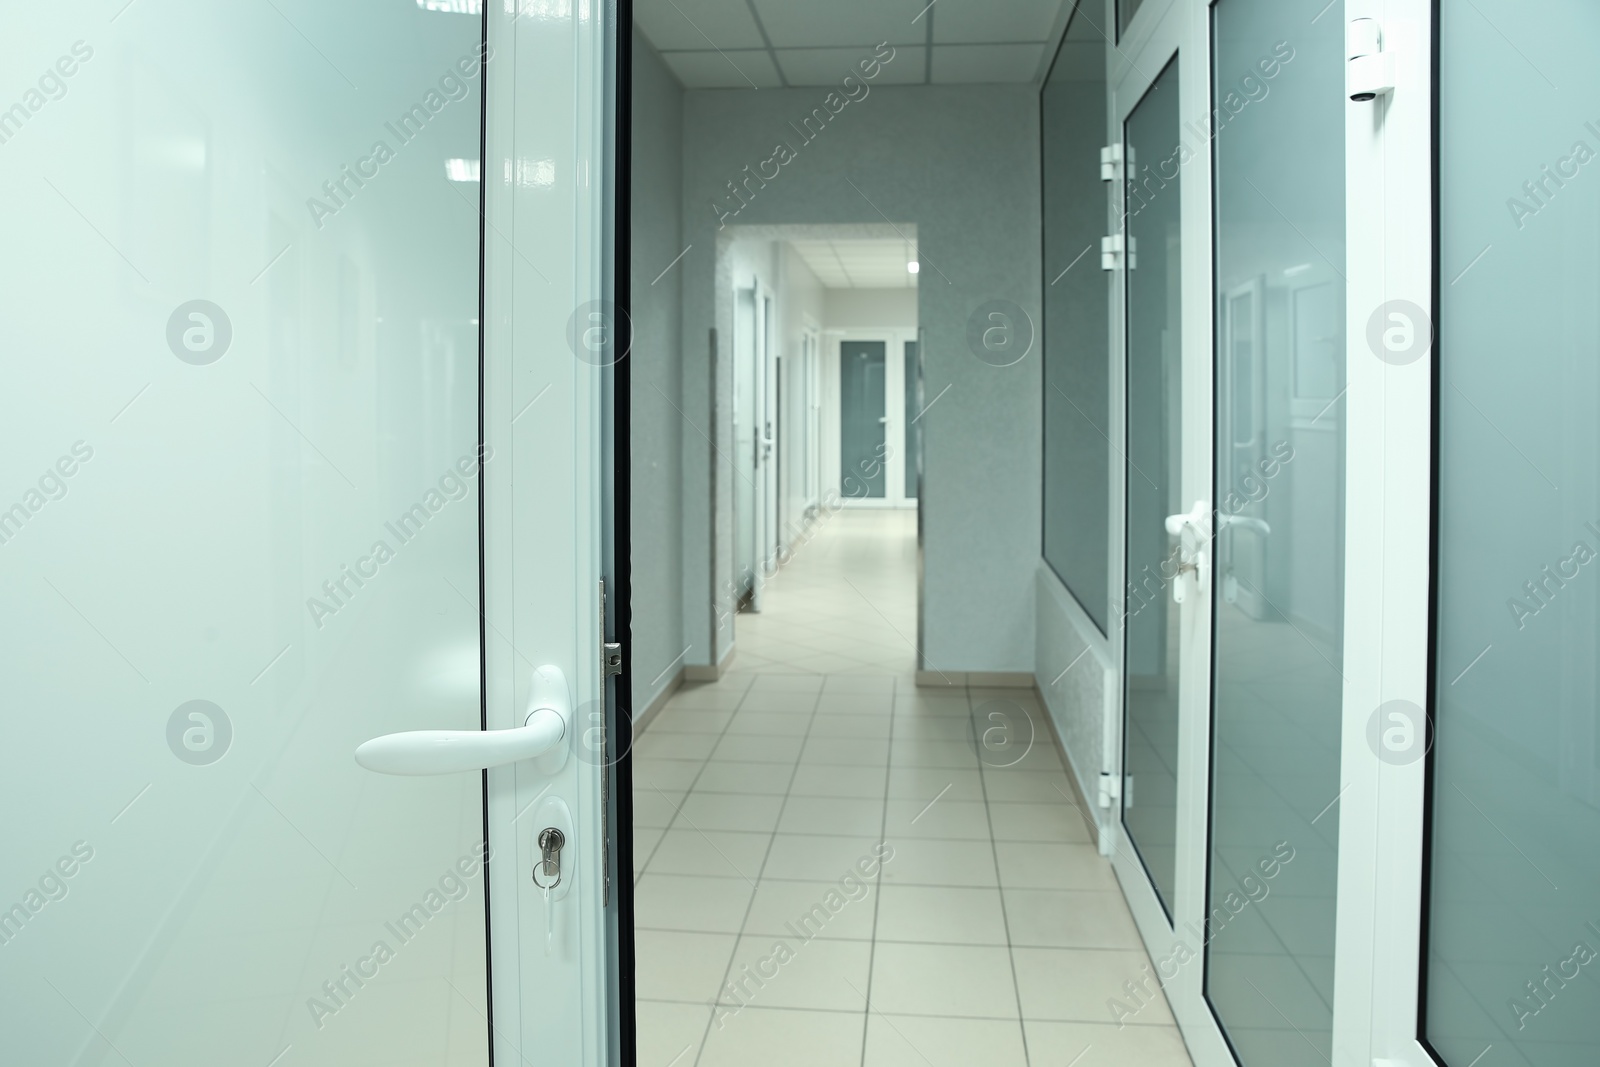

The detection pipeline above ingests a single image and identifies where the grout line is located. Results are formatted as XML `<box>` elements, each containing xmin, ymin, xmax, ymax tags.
<box><xmin>635</xmin><ymin>997</ymin><xmax>1183</xmax><ymax>1028</ymax></box>
<box><xmin>976</xmin><ymin>700</ymin><xmax>1032</xmax><ymax>1067</ymax></box>
<box><xmin>855</xmin><ymin>673</ymin><xmax>899</xmax><ymax>1066</ymax></box>
<box><xmin>688</xmin><ymin>683</ymin><xmax>824</xmax><ymax>1066</ymax></box>
<box><xmin>633</xmin><ymin>677</ymin><xmax>755</xmax><ymax>882</ymax></box>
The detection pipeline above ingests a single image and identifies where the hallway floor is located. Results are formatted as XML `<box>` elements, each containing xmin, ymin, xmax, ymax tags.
<box><xmin>631</xmin><ymin>509</ymin><xmax>1192</xmax><ymax>1067</ymax></box>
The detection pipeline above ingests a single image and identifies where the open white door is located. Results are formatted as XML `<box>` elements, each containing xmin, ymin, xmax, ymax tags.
<box><xmin>0</xmin><ymin>2</ymin><xmax>621</xmax><ymax>1065</ymax></box>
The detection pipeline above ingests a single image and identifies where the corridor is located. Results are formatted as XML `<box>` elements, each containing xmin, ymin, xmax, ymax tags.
<box><xmin>630</xmin><ymin>510</ymin><xmax>1192</xmax><ymax>1067</ymax></box>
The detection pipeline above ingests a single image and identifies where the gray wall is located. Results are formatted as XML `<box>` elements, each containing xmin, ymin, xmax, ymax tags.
<box><xmin>679</xmin><ymin>82</ymin><xmax>1043</xmax><ymax>673</ymax></box>
<box><xmin>628</xmin><ymin>31</ymin><xmax>685</xmax><ymax>711</ymax></box>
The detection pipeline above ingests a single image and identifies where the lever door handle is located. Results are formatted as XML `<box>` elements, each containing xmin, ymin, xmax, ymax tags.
<box><xmin>355</xmin><ymin>664</ymin><xmax>572</xmax><ymax>777</ymax></box>
<box><xmin>1218</xmin><ymin>514</ymin><xmax>1270</xmax><ymax>538</ymax></box>
<box><xmin>1164</xmin><ymin>500</ymin><xmax>1212</xmax><ymax>537</ymax></box>
<box><xmin>1163</xmin><ymin>500</ymin><xmax>1212</xmax><ymax>604</ymax></box>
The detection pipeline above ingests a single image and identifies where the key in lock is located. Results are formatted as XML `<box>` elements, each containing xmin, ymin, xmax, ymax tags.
<box><xmin>535</xmin><ymin>827</ymin><xmax>565</xmax><ymax>889</ymax></box>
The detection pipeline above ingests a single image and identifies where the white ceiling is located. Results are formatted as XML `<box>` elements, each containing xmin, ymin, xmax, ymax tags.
<box><xmin>787</xmin><ymin>237</ymin><xmax>919</xmax><ymax>289</ymax></box>
<box><xmin>635</xmin><ymin>0</ymin><xmax>1090</xmax><ymax>89</ymax></box>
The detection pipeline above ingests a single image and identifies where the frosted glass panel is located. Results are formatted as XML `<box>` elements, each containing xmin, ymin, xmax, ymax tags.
<box><xmin>0</xmin><ymin>3</ymin><xmax>491</xmax><ymax>1065</ymax></box>
<box><xmin>1428</xmin><ymin>3</ymin><xmax>1600</xmax><ymax>1065</ymax></box>
<box><xmin>1041</xmin><ymin>16</ymin><xmax>1110</xmax><ymax>632</ymax></box>
<box><xmin>1205</xmin><ymin>3</ymin><xmax>1344</xmax><ymax>1065</ymax></box>
<box><xmin>1121</xmin><ymin>56</ymin><xmax>1182</xmax><ymax>916</ymax></box>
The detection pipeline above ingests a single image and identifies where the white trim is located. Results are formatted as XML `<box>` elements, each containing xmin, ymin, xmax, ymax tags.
<box><xmin>1332</xmin><ymin>2</ymin><xmax>1437</xmax><ymax>1065</ymax></box>
<box><xmin>822</xmin><ymin>328</ymin><xmax>919</xmax><ymax>509</ymax></box>
<box><xmin>1102</xmin><ymin>1</ymin><xmax>1238</xmax><ymax>1062</ymax></box>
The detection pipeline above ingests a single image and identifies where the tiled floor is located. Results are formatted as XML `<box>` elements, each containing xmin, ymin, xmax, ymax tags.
<box><xmin>632</xmin><ymin>509</ymin><xmax>1192</xmax><ymax>1067</ymax></box>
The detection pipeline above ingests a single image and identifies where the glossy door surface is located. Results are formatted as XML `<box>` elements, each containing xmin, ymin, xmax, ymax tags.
<box><xmin>840</xmin><ymin>340</ymin><xmax>888</xmax><ymax>500</ymax></box>
<box><xmin>1206</xmin><ymin>3</ymin><xmax>1345</xmax><ymax>1063</ymax></box>
<box><xmin>0</xmin><ymin>3</ymin><xmax>494</xmax><ymax>1064</ymax></box>
<box><xmin>1121</xmin><ymin>55</ymin><xmax>1183</xmax><ymax>916</ymax></box>
<box><xmin>1427</xmin><ymin>2</ymin><xmax>1600</xmax><ymax>1064</ymax></box>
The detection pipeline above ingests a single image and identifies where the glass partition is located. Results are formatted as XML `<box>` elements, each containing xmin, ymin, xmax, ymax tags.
<box><xmin>1427</xmin><ymin>2</ymin><xmax>1600</xmax><ymax>1064</ymax></box>
<box><xmin>1121</xmin><ymin>55</ymin><xmax>1183</xmax><ymax>916</ymax></box>
<box><xmin>1041</xmin><ymin>8</ymin><xmax>1111</xmax><ymax>631</ymax></box>
<box><xmin>1204</xmin><ymin>2</ymin><xmax>1344</xmax><ymax>1064</ymax></box>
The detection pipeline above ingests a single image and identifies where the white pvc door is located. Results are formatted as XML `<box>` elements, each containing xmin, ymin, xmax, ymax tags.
<box><xmin>1335</xmin><ymin>2</ymin><xmax>1600</xmax><ymax>1065</ymax></box>
<box><xmin>0</xmin><ymin>3</ymin><xmax>618</xmax><ymax>1066</ymax></box>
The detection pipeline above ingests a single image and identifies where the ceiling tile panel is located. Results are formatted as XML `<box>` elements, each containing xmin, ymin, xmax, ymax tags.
<box><xmin>749</xmin><ymin>0</ymin><xmax>929</xmax><ymax>48</ymax></box>
<box><xmin>635</xmin><ymin>0</ymin><xmax>767</xmax><ymax>51</ymax></box>
<box><xmin>931</xmin><ymin>0</ymin><xmax>1065</xmax><ymax>43</ymax></box>
<box><xmin>931</xmin><ymin>43</ymin><xmax>1045</xmax><ymax>83</ymax></box>
<box><xmin>775</xmin><ymin>46</ymin><xmax>927</xmax><ymax>87</ymax></box>
<box><xmin>660</xmin><ymin>49</ymin><xmax>784</xmax><ymax>89</ymax></box>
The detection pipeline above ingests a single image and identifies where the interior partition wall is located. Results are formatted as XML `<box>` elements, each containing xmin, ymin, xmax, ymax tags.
<box><xmin>1334</xmin><ymin>1</ymin><xmax>1600</xmax><ymax>1066</ymax></box>
<box><xmin>1205</xmin><ymin>1</ymin><xmax>1345</xmax><ymax>1065</ymax></box>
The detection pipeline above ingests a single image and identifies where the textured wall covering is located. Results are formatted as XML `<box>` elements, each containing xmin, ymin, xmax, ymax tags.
<box><xmin>628</xmin><ymin>32</ymin><xmax>686</xmax><ymax>711</ymax></box>
<box><xmin>1036</xmin><ymin>563</ymin><xmax>1114</xmax><ymax>843</ymax></box>
<box><xmin>678</xmin><ymin>81</ymin><xmax>1043</xmax><ymax>672</ymax></box>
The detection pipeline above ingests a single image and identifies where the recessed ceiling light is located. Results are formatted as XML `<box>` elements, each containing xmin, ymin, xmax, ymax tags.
<box><xmin>907</xmin><ymin>261</ymin><xmax>920</xmax><ymax>274</ymax></box>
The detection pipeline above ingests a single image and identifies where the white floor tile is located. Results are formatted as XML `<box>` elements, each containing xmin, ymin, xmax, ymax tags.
<box><xmin>699</xmin><ymin>1006</ymin><xmax>864</xmax><ymax>1067</ymax></box>
<box><xmin>634</xmin><ymin>873</ymin><xmax>756</xmax><ymax>934</ymax></box>
<box><xmin>741</xmin><ymin>877</ymin><xmax>880</xmax><ymax>941</ymax></box>
<box><xmin>868</xmin><ymin>942</ymin><xmax>1020</xmax><ymax>1018</ymax></box>
<box><xmin>1011</xmin><ymin>947</ymin><xmax>1175</xmax><ymax>1024</ymax></box>
<box><xmin>778</xmin><ymin>795</ymin><xmax>886</xmax><ymax>836</ymax></box>
<box><xmin>763</xmin><ymin>834</ymin><xmax>886</xmax><ymax>881</ymax></box>
<box><xmin>789</xmin><ymin>763</ymin><xmax>888</xmax><ymax>798</ymax></box>
<box><xmin>1024</xmin><ymin>1020</ymin><xmax>1193</xmax><ymax>1065</ymax></box>
<box><xmin>720</xmin><ymin>934</ymin><xmax>872</xmax><ymax>1011</ymax></box>
<box><xmin>633</xmin><ymin>1001</ymin><xmax>713</xmax><ymax>1067</ymax></box>
<box><xmin>645</xmin><ymin>828</ymin><xmax>769</xmax><ymax>881</ymax></box>
<box><xmin>679</xmin><ymin>792</ymin><xmax>787</xmax><ymax>833</ymax></box>
<box><xmin>990</xmin><ymin>801</ymin><xmax>1093</xmax><ymax>844</ymax></box>
<box><xmin>1002</xmin><ymin>888</ymin><xmax>1144</xmax><ymax>950</ymax></box>
<box><xmin>632</xmin><ymin>510</ymin><xmax>1192</xmax><ymax>1067</ymax></box>
<box><xmin>634</xmin><ymin>930</ymin><xmax>736</xmax><ymax>1002</ymax></box>
<box><xmin>993</xmin><ymin>842</ymin><xmax>1117</xmax><ymax>891</ymax></box>
<box><xmin>878</xmin><ymin>836</ymin><xmax>998</xmax><ymax>888</ymax></box>
<box><xmin>874</xmin><ymin>884</ymin><xmax>1009</xmax><ymax>945</ymax></box>
<box><xmin>863</xmin><ymin>1013</ymin><xmax>1028</xmax><ymax>1067</ymax></box>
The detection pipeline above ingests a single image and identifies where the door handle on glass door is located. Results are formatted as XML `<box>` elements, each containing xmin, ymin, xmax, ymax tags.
<box><xmin>1217</xmin><ymin>514</ymin><xmax>1270</xmax><ymax>538</ymax></box>
<box><xmin>1163</xmin><ymin>500</ymin><xmax>1212</xmax><ymax>604</ymax></box>
<box><xmin>355</xmin><ymin>664</ymin><xmax>572</xmax><ymax>776</ymax></box>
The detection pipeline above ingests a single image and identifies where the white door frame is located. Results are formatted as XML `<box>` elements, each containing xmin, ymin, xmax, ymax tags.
<box><xmin>757</xmin><ymin>281</ymin><xmax>777</xmax><ymax>603</ymax></box>
<box><xmin>823</xmin><ymin>328</ymin><xmax>917</xmax><ymax>508</ymax></box>
<box><xmin>1101</xmin><ymin>0</ymin><xmax>1236</xmax><ymax>1062</ymax></box>
<box><xmin>482</xmin><ymin>2</ymin><xmax>615</xmax><ymax>1065</ymax></box>
<box><xmin>802</xmin><ymin>322</ymin><xmax>823</xmax><ymax>516</ymax></box>
<box><xmin>1330</xmin><ymin>2</ymin><xmax>1437</xmax><ymax>1064</ymax></box>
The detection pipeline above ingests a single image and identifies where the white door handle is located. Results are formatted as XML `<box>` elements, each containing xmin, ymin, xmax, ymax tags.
<box><xmin>1164</xmin><ymin>500</ymin><xmax>1211</xmax><ymax>537</ymax></box>
<box><xmin>1218</xmin><ymin>514</ymin><xmax>1270</xmax><ymax>538</ymax></box>
<box><xmin>355</xmin><ymin>664</ymin><xmax>572</xmax><ymax>777</ymax></box>
<box><xmin>1163</xmin><ymin>501</ymin><xmax>1212</xmax><ymax>604</ymax></box>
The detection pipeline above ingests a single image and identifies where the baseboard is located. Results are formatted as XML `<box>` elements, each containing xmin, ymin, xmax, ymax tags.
<box><xmin>684</xmin><ymin>645</ymin><xmax>735</xmax><ymax>682</ymax></box>
<box><xmin>633</xmin><ymin>668</ymin><xmax>686</xmax><ymax>734</ymax></box>
<box><xmin>914</xmin><ymin>670</ymin><xmax>1035</xmax><ymax>688</ymax></box>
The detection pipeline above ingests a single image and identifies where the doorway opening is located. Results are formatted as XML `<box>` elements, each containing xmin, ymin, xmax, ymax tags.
<box><xmin>724</xmin><ymin>225</ymin><xmax>921</xmax><ymax>637</ymax></box>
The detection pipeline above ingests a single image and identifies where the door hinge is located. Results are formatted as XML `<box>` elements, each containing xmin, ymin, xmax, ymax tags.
<box><xmin>1097</xmin><ymin>771</ymin><xmax>1121</xmax><ymax>809</ymax></box>
<box><xmin>1100</xmin><ymin>234</ymin><xmax>1136</xmax><ymax>271</ymax></box>
<box><xmin>1099</xmin><ymin>143</ymin><xmax>1123</xmax><ymax>181</ymax></box>
<box><xmin>1347</xmin><ymin>18</ymin><xmax>1396</xmax><ymax>101</ymax></box>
